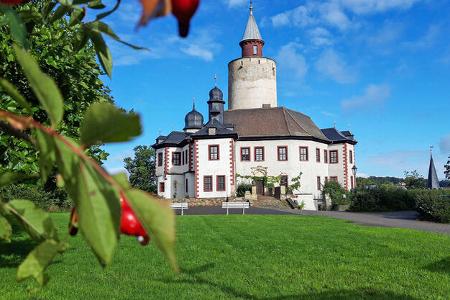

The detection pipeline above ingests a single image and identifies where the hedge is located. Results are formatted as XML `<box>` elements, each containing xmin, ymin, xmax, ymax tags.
<box><xmin>414</xmin><ymin>189</ymin><xmax>450</xmax><ymax>223</ymax></box>
<box><xmin>349</xmin><ymin>186</ymin><xmax>416</xmax><ymax>212</ymax></box>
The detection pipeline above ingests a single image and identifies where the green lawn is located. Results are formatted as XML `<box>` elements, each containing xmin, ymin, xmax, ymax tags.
<box><xmin>1</xmin><ymin>214</ymin><xmax>450</xmax><ymax>299</ymax></box>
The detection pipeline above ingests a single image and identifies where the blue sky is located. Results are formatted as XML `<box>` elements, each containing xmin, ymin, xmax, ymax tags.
<box><xmin>99</xmin><ymin>0</ymin><xmax>450</xmax><ymax>179</ymax></box>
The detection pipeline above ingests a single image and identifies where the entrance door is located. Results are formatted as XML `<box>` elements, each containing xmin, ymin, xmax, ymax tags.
<box><xmin>255</xmin><ymin>179</ymin><xmax>264</xmax><ymax>195</ymax></box>
<box><xmin>280</xmin><ymin>175</ymin><xmax>289</xmax><ymax>188</ymax></box>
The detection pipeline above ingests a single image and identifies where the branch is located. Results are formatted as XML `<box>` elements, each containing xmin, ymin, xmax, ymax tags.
<box><xmin>0</xmin><ymin>120</ymin><xmax>34</xmax><ymax>144</ymax></box>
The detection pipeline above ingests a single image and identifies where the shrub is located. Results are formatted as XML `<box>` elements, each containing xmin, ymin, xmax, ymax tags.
<box><xmin>0</xmin><ymin>184</ymin><xmax>72</xmax><ymax>211</ymax></box>
<box><xmin>322</xmin><ymin>181</ymin><xmax>349</xmax><ymax>209</ymax></box>
<box><xmin>349</xmin><ymin>185</ymin><xmax>416</xmax><ymax>212</ymax></box>
<box><xmin>414</xmin><ymin>189</ymin><xmax>450</xmax><ymax>223</ymax></box>
<box><xmin>236</xmin><ymin>183</ymin><xmax>252</xmax><ymax>197</ymax></box>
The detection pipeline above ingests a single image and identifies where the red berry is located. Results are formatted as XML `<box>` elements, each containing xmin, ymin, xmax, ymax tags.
<box><xmin>171</xmin><ymin>0</ymin><xmax>200</xmax><ymax>38</ymax></box>
<box><xmin>119</xmin><ymin>193</ymin><xmax>150</xmax><ymax>246</ymax></box>
<box><xmin>0</xmin><ymin>0</ymin><xmax>28</xmax><ymax>5</ymax></box>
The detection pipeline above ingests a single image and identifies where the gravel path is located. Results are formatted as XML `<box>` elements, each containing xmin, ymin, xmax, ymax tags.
<box><xmin>178</xmin><ymin>207</ymin><xmax>450</xmax><ymax>235</ymax></box>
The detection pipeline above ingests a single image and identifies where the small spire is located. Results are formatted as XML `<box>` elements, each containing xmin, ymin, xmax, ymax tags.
<box><xmin>192</xmin><ymin>97</ymin><xmax>196</xmax><ymax>110</ymax></box>
<box><xmin>333</xmin><ymin>121</ymin><xmax>336</xmax><ymax>129</ymax></box>
<box><xmin>249</xmin><ymin>0</ymin><xmax>253</xmax><ymax>15</ymax></box>
<box><xmin>430</xmin><ymin>145</ymin><xmax>434</xmax><ymax>157</ymax></box>
<box><xmin>214</xmin><ymin>74</ymin><xmax>217</xmax><ymax>87</ymax></box>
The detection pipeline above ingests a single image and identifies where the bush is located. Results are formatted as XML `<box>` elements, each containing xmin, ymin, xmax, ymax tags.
<box><xmin>414</xmin><ymin>189</ymin><xmax>450</xmax><ymax>223</ymax></box>
<box><xmin>236</xmin><ymin>183</ymin><xmax>252</xmax><ymax>197</ymax></box>
<box><xmin>0</xmin><ymin>184</ymin><xmax>72</xmax><ymax>211</ymax></box>
<box><xmin>322</xmin><ymin>181</ymin><xmax>349</xmax><ymax>209</ymax></box>
<box><xmin>349</xmin><ymin>185</ymin><xmax>416</xmax><ymax>212</ymax></box>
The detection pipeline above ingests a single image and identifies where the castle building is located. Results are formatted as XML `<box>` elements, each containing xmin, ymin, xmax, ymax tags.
<box><xmin>152</xmin><ymin>5</ymin><xmax>357</xmax><ymax>201</ymax></box>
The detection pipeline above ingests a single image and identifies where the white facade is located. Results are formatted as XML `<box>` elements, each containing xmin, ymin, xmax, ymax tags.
<box><xmin>228</xmin><ymin>57</ymin><xmax>277</xmax><ymax>110</ymax></box>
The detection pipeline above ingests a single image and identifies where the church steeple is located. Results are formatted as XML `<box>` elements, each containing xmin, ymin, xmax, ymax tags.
<box><xmin>239</xmin><ymin>1</ymin><xmax>264</xmax><ymax>57</ymax></box>
<box><xmin>427</xmin><ymin>146</ymin><xmax>440</xmax><ymax>189</ymax></box>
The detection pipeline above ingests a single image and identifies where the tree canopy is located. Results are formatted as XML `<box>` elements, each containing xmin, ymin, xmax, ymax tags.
<box><xmin>0</xmin><ymin>3</ymin><xmax>112</xmax><ymax>173</ymax></box>
<box><xmin>124</xmin><ymin>145</ymin><xmax>157</xmax><ymax>194</ymax></box>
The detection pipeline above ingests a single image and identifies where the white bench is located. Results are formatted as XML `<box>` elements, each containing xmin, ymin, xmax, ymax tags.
<box><xmin>170</xmin><ymin>203</ymin><xmax>188</xmax><ymax>215</ymax></box>
<box><xmin>222</xmin><ymin>202</ymin><xmax>250</xmax><ymax>215</ymax></box>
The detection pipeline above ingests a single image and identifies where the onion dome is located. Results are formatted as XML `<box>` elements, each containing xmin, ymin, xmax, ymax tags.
<box><xmin>209</xmin><ymin>86</ymin><xmax>224</xmax><ymax>102</ymax></box>
<box><xmin>184</xmin><ymin>104</ymin><xmax>204</xmax><ymax>130</ymax></box>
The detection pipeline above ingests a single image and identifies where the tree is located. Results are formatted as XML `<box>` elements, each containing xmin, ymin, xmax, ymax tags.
<box><xmin>0</xmin><ymin>3</ymin><xmax>112</xmax><ymax>173</ymax></box>
<box><xmin>404</xmin><ymin>170</ymin><xmax>426</xmax><ymax>189</ymax></box>
<box><xmin>124</xmin><ymin>146</ymin><xmax>157</xmax><ymax>194</ymax></box>
<box><xmin>0</xmin><ymin>0</ymin><xmax>196</xmax><ymax>285</ymax></box>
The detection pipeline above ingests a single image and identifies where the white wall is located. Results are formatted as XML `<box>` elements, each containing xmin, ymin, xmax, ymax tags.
<box><xmin>195</xmin><ymin>138</ymin><xmax>234</xmax><ymax>198</ymax></box>
<box><xmin>235</xmin><ymin>140</ymin><xmax>329</xmax><ymax>199</ymax></box>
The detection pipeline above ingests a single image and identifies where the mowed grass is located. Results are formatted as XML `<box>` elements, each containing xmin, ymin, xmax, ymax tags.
<box><xmin>1</xmin><ymin>214</ymin><xmax>450</xmax><ymax>299</ymax></box>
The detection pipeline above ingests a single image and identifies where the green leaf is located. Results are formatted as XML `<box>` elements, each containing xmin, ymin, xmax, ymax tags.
<box><xmin>88</xmin><ymin>0</ymin><xmax>106</xmax><ymax>9</ymax></box>
<box><xmin>17</xmin><ymin>239</ymin><xmax>62</xmax><ymax>285</ymax></box>
<box><xmin>1</xmin><ymin>8</ymin><xmax>29</xmax><ymax>49</ymax></box>
<box><xmin>53</xmin><ymin>139</ymin><xmax>120</xmax><ymax>266</ymax></box>
<box><xmin>112</xmin><ymin>172</ymin><xmax>130</xmax><ymax>190</ymax></box>
<box><xmin>80</xmin><ymin>102</ymin><xmax>141</xmax><ymax>146</ymax></box>
<box><xmin>0</xmin><ymin>78</ymin><xmax>33</xmax><ymax>114</ymax></box>
<box><xmin>88</xmin><ymin>21</ymin><xmax>146</xmax><ymax>50</ymax></box>
<box><xmin>125</xmin><ymin>189</ymin><xmax>178</xmax><ymax>272</ymax></box>
<box><xmin>49</xmin><ymin>4</ymin><xmax>72</xmax><ymax>23</ymax></box>
<box><xmin>7</xmin><ymin>200</ymin><xmax>59</xmax><ymax>242</ymax></box>
<box><xmin>0</xmin><ymin>171</ymin><xmax>38</xmax><ymax>187</ymax></box>
<box><xmin>0</xmin><ymin>215</ymin><xmax>12</xmax><ymax>242</ymax></box>
<box><xmin>13</xmin><ymin>45</ymin><xmax>64</xmax><ymax>127</ymax></box>
<box><xmin>69</xmin><ymin>7</ymin><xmax>86</xmax><ymax>26</ymax></box>
<box><xmin>88</xmin><ymin>30</ymin><xmax>113</xmax><ymax>77</ymax></box>
<box><xmin>35</xmin><ymin>130</ymin><xmax>57</xmax><ymax>183</ymax></box>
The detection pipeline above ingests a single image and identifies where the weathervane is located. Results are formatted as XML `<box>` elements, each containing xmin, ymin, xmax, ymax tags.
<box><xmin>213</xmin><ymin>74</ymin><xmax>217</xmax><ymax>87</ymax></box>
<box><xmin>249</xmin><ymin>0</ymin><xmax>253</xmax><ymax>14</ymax></box>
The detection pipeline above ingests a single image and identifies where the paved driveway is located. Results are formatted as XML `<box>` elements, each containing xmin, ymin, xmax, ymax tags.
<box><xmin>178</xmin><ymin>207</ymin><xmax>450</xmax><ymax>235</ymax></box>
<box><xmin>285</xmin><ymin>210</ymin><xmax>450</xmax><ymax>235</ymax></box>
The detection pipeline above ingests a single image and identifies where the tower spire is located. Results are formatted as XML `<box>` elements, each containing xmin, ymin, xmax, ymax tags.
<box><xmin>249</xmin><ymin>0</ymin><xmax>253</xmax><ymax>15</ymax></box>
<box><xmin>240</xmin><ymin>0</ymin><xmax>264</xmax><ymax>57</ymax></box>
<box><xmin>427</xmin><ymin>146</ymin><xmax>440</xmax><ymax>189</ymax></box>
<box><xmin>192</xmin><ymin>97</ymin><xmax>196</xmax><ymax>110</ymax></box>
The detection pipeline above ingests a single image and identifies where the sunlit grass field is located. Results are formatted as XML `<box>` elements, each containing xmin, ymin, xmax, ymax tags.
<box><xmin>1</xmin><ymin>213</ymin><xmax>450</xmax><ymax>299</ymax></box>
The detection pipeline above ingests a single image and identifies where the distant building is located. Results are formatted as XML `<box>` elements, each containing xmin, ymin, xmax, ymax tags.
<box><xmin>152</xmin><ymin>5</ymin><xmax>357</xmax><ymax>200</ymax></box>
<box><xmin>427</xmin><ymin>152</ymin><xmax>440</xmax><ymax>189</ymax></box>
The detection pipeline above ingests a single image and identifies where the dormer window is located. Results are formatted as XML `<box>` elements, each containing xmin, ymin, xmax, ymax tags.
<box><xmin>253</xmin><ymin>45</ymin><xmax>258</xmax><ymax>55</ymax></box>
<box><xmin>208</xmin><ymin>128</ymin><xmax>217</xmax><ymax>135</ymax></box>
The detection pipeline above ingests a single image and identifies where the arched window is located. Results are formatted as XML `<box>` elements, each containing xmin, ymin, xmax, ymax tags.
<box><xmin>253</xmin><ymin>45</ymin><xmax>258</xmax><ymax>55</ymax></box>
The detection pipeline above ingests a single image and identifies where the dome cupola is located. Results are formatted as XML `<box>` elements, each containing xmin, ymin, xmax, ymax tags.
<box><xmin>207</xmin><ymin>86</ymin><xmax>225</xmax><ymax>124</ymax></box>
<box><xmin>184</xmin><ymin>103</ymin><xmax>204</xmax><ymax>132</ymax></box>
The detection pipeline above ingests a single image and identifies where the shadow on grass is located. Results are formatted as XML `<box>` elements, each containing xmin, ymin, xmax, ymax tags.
<box><xmin>159</xmin><ymin>263</ymin><xmax>417</xmax><ymax>299</ymax></box>
<box><xmin>0</xmin><ymin>239</ymin><xmax>36</xmax><ymax>268</ymax></box>
<box><xmin>425</xmin><ymin>257</ymin><xmax>450</xmax><ymax>274</ymax></box>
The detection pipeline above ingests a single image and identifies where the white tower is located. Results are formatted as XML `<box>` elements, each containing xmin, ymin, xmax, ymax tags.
<box><xmin>228</xmin><ymin>3</ymin><xmax>278</xmax><ymax>110</ymax></box>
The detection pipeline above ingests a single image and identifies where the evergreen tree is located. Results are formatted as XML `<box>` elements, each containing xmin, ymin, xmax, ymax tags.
<box><xmin>124</xmin><ymin>146</ymin><xmax>157</xmax><ymax>193</ymax></box>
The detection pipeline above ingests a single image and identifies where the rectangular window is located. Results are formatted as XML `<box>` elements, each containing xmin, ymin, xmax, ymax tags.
<box><xmin>159</xmin><ymin>182</ymin><xmax>165</xmax><ymax>193</ymax></box>
<box><xmin>182</xmin><ymin>151</ymin><xmax>185</xmax><ymax>165</ymax></box>
<box><xmin>209</xmin><ymin>145</ymin><xmax>219</xmax><ymax>160</ymax></box>
<box><xmin>324</xmin><ymin>150</ymin><xmax>328</xmax><ymax>164</ymax></box>
<box><xmin>255</xmin><ymin>147</ymin><xmax>264</xmax><ymax>161</ymax></box>
<box><xmin>186</xmin><ymin>150</ymin><xmax>189</xmax><ymax>164</ymax></box>
<box><xmin>316</xmin><ymin>148</ymin><xmax>320</xmax><ymax>163</ymax></box>
<box><xmin>241</xmin><ymin>147</ymin><xmax>250</xmax><ymax>161</ymax></box>
<box><xmin>185</xmin><ymin>179</ymin><xmax>189</xmax><ymax>193</ymax></box>
<box><xmin>277</xmin><ymin>146</ymin><xmax>288</xmax><ymax>161</ymax></box>
<box><xmin>157</xmin><ymin>152</ymin><xmax>163</xmax><ymax>167</ymax></box>
<box><xmin>280</xmin><ymin>175</ymin><xmax>288</xmax><ymax>187</ymax></box>
<box><xmin>299</xmin><ymin>147</ymin><xmax>308</xmax><ymax>161</ymax></box>
<box><xmin>317</xmin><ymin>176</ymin><xmax>321</xmax><ymax>190</ymax></box>
<box><xmin>330</xmin><ymin>176</ymin><xmax>338</xmax><ymax>182</ymax></box>
<box><xmin>172</xmin><ymin>152</ymin><xmax>181</xmax><ymax>166</ymax></box>
<box><xmin>253</xmin><ymin>45</ymin><xmax>258</xmax><ymax>55</ymax></box>
<box><xmin>216</xmin><ymin>175</ymin><xmax>226</xmax><ymax>191</ymax></box>
<box><xmin>203</xmin><ymin>176</ymin><xmax>213</xmax><ymax>192</ymax></box>
<box><xmin>349</xmin><ymin>150</ymin><xmax>353</xmax><ymax>164</ymax></box>
<box><xmin>330</xmin><ymin>150</ymin><xmax>338</xmax><ymax>164</ymax></box>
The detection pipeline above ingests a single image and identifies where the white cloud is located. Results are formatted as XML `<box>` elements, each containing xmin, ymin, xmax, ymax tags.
<box><xmin>269</xmin><ymin>0</ymin><xmax>421</xmax><ymax>31</ymax></box>
<box><xmin>440</xmin><ymin>134</ymin><xmax>450</xmax><ymax>153</ymax></box>
<box><xmin>181</xmin><ymin>45</ymin><xmax>214</xmax><ymax>61</ymax></box>
<box><xmin>340</xmin><ymin>0</ymin><xmax>421</xmax><ymax>14</ymax></box>
<box><xmin>315</xmin><ymin>49</ymin><xmax>356</xmax><ymax>83</ymax></box>
<box><xmin>276</xmin><ymin>43</ymin><xmax>308</xmax><ymax>79</ymax></box>
<box><xmin>341</xmin><ymin>84</ymin><xmax>390</xmax><ymax>111</ymax></box>
<box><xmin>225</xmin><ymin>0</ymin><xmax>247</xmax><ymax>8</ymax></box>
<box><xmin>308</xmin><ymin>27</ymin><xmax>334</xmax><ymax>47</ymax></box>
